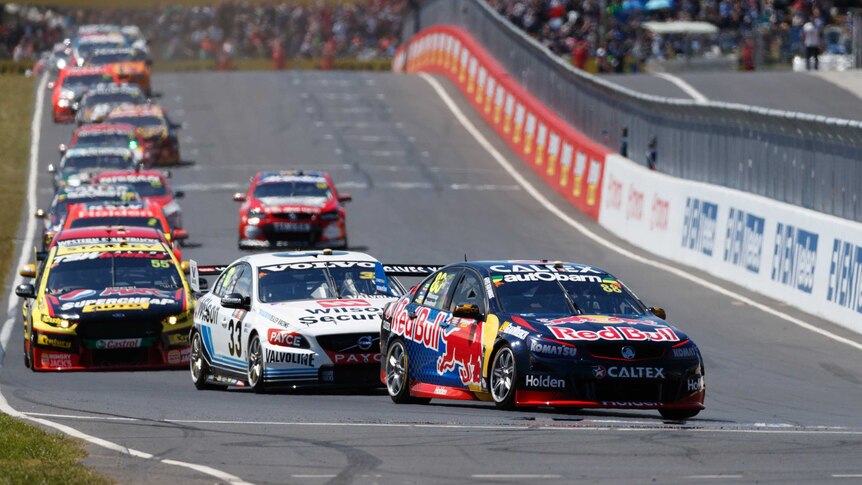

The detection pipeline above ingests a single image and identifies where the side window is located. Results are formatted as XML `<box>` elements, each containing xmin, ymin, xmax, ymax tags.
<box><xmin>423</xmin><ymin>269</ymin><xmax>460</xmax><ymax>311</ymax></box>
<box><xmin>413</xmin><ymin>275</ymin><xmax>433</xmax><ymax>305</ymax></box>
<box><xmin>233</xmin><ymin>265</ymin><xmax>253</xmax><ymax>298</ymax></box>
<box><xmin>214</xmin><ymin>265</ymin><xmax>244</xmax><ymax>298</ymax></box>
<box><xmin>449</xmin><ymin>271</ymin><xmax>486</xmax><ymax>314</ymax></box>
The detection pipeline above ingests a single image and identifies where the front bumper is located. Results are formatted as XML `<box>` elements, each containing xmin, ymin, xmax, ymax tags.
<box><xmin>28</xmin><ymin>327</ymin><xmax>191</xmax><ymax>371</ymax></box>
<box><xmin>239</xmin><ymin>219</ymin><xmax>346</xmax><ymax>250</ymax></box>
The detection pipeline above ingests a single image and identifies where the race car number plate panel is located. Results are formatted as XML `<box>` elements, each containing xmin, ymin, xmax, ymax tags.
<box><xmin>272</xmin><ymin>223</ymin><xmax>312</xmax><ymax>233</ymax></box>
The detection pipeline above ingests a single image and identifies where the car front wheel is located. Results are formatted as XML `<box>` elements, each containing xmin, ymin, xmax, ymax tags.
<box><xmin>490</xmin><ymin>345</ymin><xmax>517</xmax><ymax>410</ymax></box>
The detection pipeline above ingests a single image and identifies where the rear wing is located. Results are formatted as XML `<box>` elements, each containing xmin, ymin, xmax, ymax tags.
<box><xmin>383</xmin><ymin>265</ymin><xmax>444</xmax><ymax>277</ymax></box>
<box><xmin>188</xmin><ymin>260</ymin><xmax>227</xmax><ymax>294</ymax></box>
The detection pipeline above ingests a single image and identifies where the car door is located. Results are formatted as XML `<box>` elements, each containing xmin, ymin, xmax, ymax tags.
<box><xmin>436</xmin><ymin>270</ymin><xmax>488</xmax><ymax>390</ymax></box>
<box><xmin>408</xmin><ymin>267</ymin><xmax>461</xmax><ymax>385</ymax></box>
<box><xmin>204</xmin><ymin>264</ymin><xmax>245</xmax><ymax>372</ymax></box>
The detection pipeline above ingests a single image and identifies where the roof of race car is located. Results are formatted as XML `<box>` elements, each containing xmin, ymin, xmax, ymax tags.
<box><xmin>75</xmin><ymin>123</ymin><xmax>137</xmax><ymax>135</ymax></box>
<box><xmin>56</xmin><ymin>184</ymin><xmax>135</xmax><ymax>198</ymax></box>
<box><xmin>107</xmin><ymin>105</ymin><xmax>164</xmax><ymax>118</ymax></box>
<box><xmin>463</xmin><ymin>260</ymin><xmax>612</xmax><ymax>276</ymax></box>
<box><xmin>83</xmin><ymin>83</ymin><xmax>142</xmax><ymax>95</ymax></box>
<box><xmin>93</xmin><ymin>170</ymin><xmax>166</xmax><ymax>183</ymax></box>
<box><xmin>236</xmin><ymin>250</ymin><xmax>379</xmax><ymax>269</ymax></box>
<box><xmin>62</xmin><ymin>147</ymin><xmax>134</xmax><ymax>158</ymax></box>
<box><xmin>53</xmin><ymin>241</ymin><xmax>168</xmax><ymax>256</ymax></box>
<box><xmin>256</xmin><ymin>170</ymin><xmax>327</xmax><ymax>184</ymax></box>
<box><xmin>54</xmin><ymin>226</ymin><xmax>165</xmax><ymax>244</ymax></box>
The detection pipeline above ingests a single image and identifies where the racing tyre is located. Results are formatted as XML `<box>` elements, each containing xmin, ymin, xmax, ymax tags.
<box><xmin>190</xmin><ymin>331</ymin><xmax>223</xmax><ymax>390</ymax></box>
<box><xmin>659</xmin><ymin>409</ymin><xmax>700</xmax><ymax>420</ymax></box>
<box><xmin>385</xmin><ymin>339</ymin><xmax>429</xmax><ymax>405</ymax></box>
<box><xmin>247</xmin><ymin>333</ymin><xmax>268</xmax><ymax>394</ymax></box>
<box><xmin>490</xmin><ymin>345</ymin><xmax>518</xmax><ymax>410</ymax></box>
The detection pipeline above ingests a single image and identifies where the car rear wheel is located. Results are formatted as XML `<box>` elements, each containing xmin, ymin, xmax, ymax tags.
<box><xmin>24</xmin><ymin>331</ymin><xmax>33</xmax><ymax>370</ymax></box>
<box><xmin>386</xmin><ymin>339</ymin><xmax>429</xmax><ymax>404</ymax></box>
<box><xmin>247</xmin><ymin>333</ymin><xmax>267</xmax><ymax>394</ymax></box>
<box><xmin>659</xmin><ymin>408</ymin><xmax>700</xmax><ymax>420</ymax></box>
<box><xmin>491</xmin><ymin>345</ymin><xmax>517</xmax><ymax>410</ymax></box>
<box><xmin>190</xmin><ymin>331</ymin><xmax>223</xmax><ymax>390</ymax></box>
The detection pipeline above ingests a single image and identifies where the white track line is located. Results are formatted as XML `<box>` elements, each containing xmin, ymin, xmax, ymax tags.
<box><xmin>418</xmin><ymin>72</ymin><xmax>862</xmax><ymax>352</ymax></box>
<box><xmin>652</xmin><ymin>72</ymin><xmax>709</xmax><ymax>102</ymax></box>
<box><xmin>0</xmin><ymin>74</ymin><xmax>253</xmax><ymax>485</ymax></box>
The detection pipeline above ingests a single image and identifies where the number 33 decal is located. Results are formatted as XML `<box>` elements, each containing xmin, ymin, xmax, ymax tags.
<box><xmin>227</xmin><ymin>319</ymin><xmax>242</xmax><ymax>357</ymax></box>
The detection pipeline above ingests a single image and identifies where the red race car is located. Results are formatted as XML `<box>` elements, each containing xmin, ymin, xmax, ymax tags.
<box><xmin>233</xmin><ymin>170</ymin><xmax>351</xmax><ymax>250</ymax></box>
<box><xmin>62</xmin><ymin>201</ymin><xmax>188</xmax><ymax>247</ymax></box>
<box><xmin>93</xmin><ymin>170</ymin><xmax>184</xmax><ymax>230</ymax></box>
<box><xmin>61</xmin><ymin>123</ymin><xmax>145</xmax><ymax>163</ymax></box>
<box><xmin>44</xmin><ymin>226</ymin><xmax>183</xmax><ymax>261</ymax></box>
<box><xmin>51</xmin><ymin>66</ymin><xmax>118</xmax><ymax>123</ymax></box>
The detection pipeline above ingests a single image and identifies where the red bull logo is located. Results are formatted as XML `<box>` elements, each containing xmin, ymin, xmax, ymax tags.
<box><xmin>436</xmin><ymin>321</ymin><xmax>483</xmax><ymax>386</ymax></box>
<box><xmin>389</xmin><ymin>299</ymin><xmax>444</xmax><ymax>352</ymax></box>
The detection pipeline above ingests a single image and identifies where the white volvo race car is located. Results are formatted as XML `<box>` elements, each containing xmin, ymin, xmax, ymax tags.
<box><xmin>189</xmin><ymin>250</ymin><xmax>438</xmax><ymax>393</ymax></box>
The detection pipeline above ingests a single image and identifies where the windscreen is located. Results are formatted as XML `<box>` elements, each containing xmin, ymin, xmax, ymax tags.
<box><xmin>75</xmin><ymin>133</ymin><xmax>135</xmax><ymax>149</ymax></box>
<box><xmin>89</xmin><ymin>52</ymin><xmax>144</xmax><ymax>64</ymax></box>
<box><xmin>253</xmin><ymin>181</ymin><xmax>330</xmax><ymax>199</ymax></box>
<box><xmin>124</xmin><ymin>179</ymin><xmax>167</xmax><ymax>197</ymax></box>
<box><xmin>82</xmin><ymin>92</ymin><xmax>142</xmax><ymax>107</ymax></box>
<box><xmin>52</xmin><ymin>194</ymin><xmax>138</xmax><ymax>220</ymax></box>
<box><xmin>63</xmin><ymin>74</ymin><xmax>111</xmax><ymax>89</ymax></box>
<box><xmin>62</xmin><ymin>155</ymin><xmax>134</xmax><ymax>173</ymax></box>
<box><xmin>70</xmin><ymin>216</ymin><xmax>165</xmax><ymax>232</ymax></box>
<box><xmin>491</xmin><ymin>271</ymin><xmax>645</xmax><ymax>316</ymax></box>
<box><xmin>107</xmin><ymin>115</ymin><xmax>163</xmax><ymax>129</ymax></box>
<box><xmin>46</xmin><ymin>250</ymin><xmax>181</xmax><ymax>293</ymax></box>
<box><xmin>257</xmin><ymin>261</ymin><xmax>400</xmax><ymax>303</ymax></box>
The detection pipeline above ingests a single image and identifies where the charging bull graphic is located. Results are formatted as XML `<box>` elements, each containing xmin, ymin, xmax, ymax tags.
<box><xmin>436</xmin><ymin>320</ymin><xmax>483</xmax><ymax>386</ymax></box>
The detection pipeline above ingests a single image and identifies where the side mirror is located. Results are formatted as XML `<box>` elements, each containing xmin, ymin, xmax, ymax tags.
<box><xmin>58</xmin><ymin>143</ymin><xmax>67</xmax><ymax>155</ymax></box>
<box><xmin>233</xmin><ymin>192</ymin><xmax>247</xmax><ymax>202</ymax></box>
<box><xmin>15</xmin><ymin>284</ymin><xmax>36</xmax><ymax>299</ymax></box>
<box><xmin>338</xmin><ymin>193</ymin><xmax>352</xmax><ymax>204</ymax></box>
<box><xmin>34</xmin><ymin>209</ymin><xmax>46</xmax><ymax>219</ymax></box>
<box><xmin>170</xmin><ymin>122</ymin><xmax>181</xmax><ymax>130</ymax></box>
<box><xmin>19</xmin><ymin>264</ymin><xmax>37</xmax><ymax>279</ymax></box>
<box><xmin>197</xmin><ymin>278</ymin><xmax>209</xmax><ymax>291</ymax></box>
<box><xmin>47</xmin><ymin>164</ymin><xmax>56</xmax><ymax>174</ymax></box>
<box><xmin>649</xmin><ymin>307</ymin><xmax>667</xmax><ymax>320</ymax></box>
<box><xmin>221</xmin><ymin>292</ymin><xmax>250</xmax><ymax>310</ymax></box>
<box><xmin>173</xmin><ymin>190</ymin><xmax>185</xmax><ymax>199</ymax></box>
<box><xmin>452</xmin><ymin>303</ymin><xmax>483</xmax><ymax>320</ymax></box>
<box><xmin>173</xmin><ymin>229</ymin><xmax>189</xmax><ymax>241</ymax></box>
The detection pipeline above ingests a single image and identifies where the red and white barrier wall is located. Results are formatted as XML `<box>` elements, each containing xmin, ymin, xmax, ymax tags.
<box><xmin>394</xmin><ymin>26</ymin><xmax>608</xmax><ymax>220</ymax></box>
<box><xmin>396</xmin><ymin>27</ymin><xmax>862</xmax><ymax>332</ymax></box>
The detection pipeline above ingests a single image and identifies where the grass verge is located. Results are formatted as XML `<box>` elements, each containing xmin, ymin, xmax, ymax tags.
<box><xmin>0</xmin><ymin>413</ymin><xmax>113</xmax><ymax>485</ymax></box>
<box><xmin>0</xmin><ymin>74</ymin><xmax>33</xmax><ymax>309</ymax></box>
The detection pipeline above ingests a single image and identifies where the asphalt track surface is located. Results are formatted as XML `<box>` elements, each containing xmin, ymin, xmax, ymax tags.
<box><xmin>2</xmin><ymin>71</ymin><xmax>862</xmax><ymax>484</ymax></box>
<box><xmin>610</xmin><ymin>70</ymin><xmax>862</xmax><ymax>120</ymax></box>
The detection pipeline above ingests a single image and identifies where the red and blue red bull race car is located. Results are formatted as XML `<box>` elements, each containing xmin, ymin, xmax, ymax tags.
<box><xmin>380</xmin><ymin>261</ymin><xmax>705</xmax><ymax>419</ymax></box>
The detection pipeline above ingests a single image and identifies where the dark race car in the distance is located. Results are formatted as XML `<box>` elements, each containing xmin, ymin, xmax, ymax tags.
<box><xmin>380</xmin><ymin>261</ymin><xmax>705</xmax><ymax>420</ymax></box>
<box><xmin>234</xmin><ymin>170</ymin><xmax>351</xmax><ymax>250</ymax></box>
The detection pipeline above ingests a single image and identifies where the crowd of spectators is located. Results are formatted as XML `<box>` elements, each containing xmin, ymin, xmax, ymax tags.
<box><xmin>1</xmin><ymin>1</ymin><xmax>405</xmax><ymax>63</ymax></box>
<box><xmin>485</xmin><ymin>0</ymin><xmax>852</xmax><ymax>72</ymax></box>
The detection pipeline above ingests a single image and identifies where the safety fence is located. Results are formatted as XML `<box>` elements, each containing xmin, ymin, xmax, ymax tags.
<box><xmin>403</xmin><ymin>0</ymin><xmax>862</xmax><ymax>224</ymax></box>
<box><xmin>395</xmin><ymin>25</ymin><xmax>862</xmax><ymax>330</ymax></box>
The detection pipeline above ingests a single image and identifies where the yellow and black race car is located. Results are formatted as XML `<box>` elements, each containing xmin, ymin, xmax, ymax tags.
<box><xmin>16</xmin><ymin>240</ymin><xmax>193</xmax><ymax>371</ymax></box>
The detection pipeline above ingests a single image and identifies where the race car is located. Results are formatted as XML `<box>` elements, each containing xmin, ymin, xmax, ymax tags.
<box><xmin>70</xmin><ymin>33</ymin><xmax>127</xmax><ymax>67</ymax></box>
<box><xmin>105</xmin><ymin>105</ymin><xmax>180</xmax><ymax>166</ymax></box>
<box><xmin>85</xmin><ymin>47</ymin><xmax>152</xmax><ymax>95</ymax></box>
<box><xmin>61</xmin><ymin>201</ymin><xmax>188</xmax><ymax>245</ymax></box>
<box><xmin>189</xmin><ymin>249</ymin><xmax>438</xmax><ymax>392</ymax></box>
<box><xmin>51</xmin><ymin>66</ymin><xmax>118</xmax><ymax>123</ymax></box>
<box><xmin>15</xmin><ymin>240</ymin><xmax>193</xmax><ymax>371</ymax></box>
<box><xmin>93</xmin><ymin>170</ymin><xmax>184</xmax><ymax>229</ymax></box>
<box><xmin>234</xmin><ymin>171</ymin><xmax>351</xmax><ymax>250</ymax></box>
<box><xmin>74</xmin><ymin>83</ymin><xmax>146</xmax><ymax>125</ymax></box>
<box><xmin>37</xmin><ymin>184</ymin><xmax>141</xmax><ymax>249</ymax></box>
<box><xmin>49</xmin><ymin>147</ymin><xmax>138</xmax><ymax>189</ymax></box>
<box><xmin>60</xmin><ymin>123</ymin><xmax>145</xmax><ymax>163</ymax></box>
<box><xmin>42</xmin><ymin>226</ymin><xmax>183</xmax><ymax>261</ymax></box>
<box><xmin>380</xmin><ymin>261</ymin><xmax>705</xmax><ymax>420</ymax></box>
